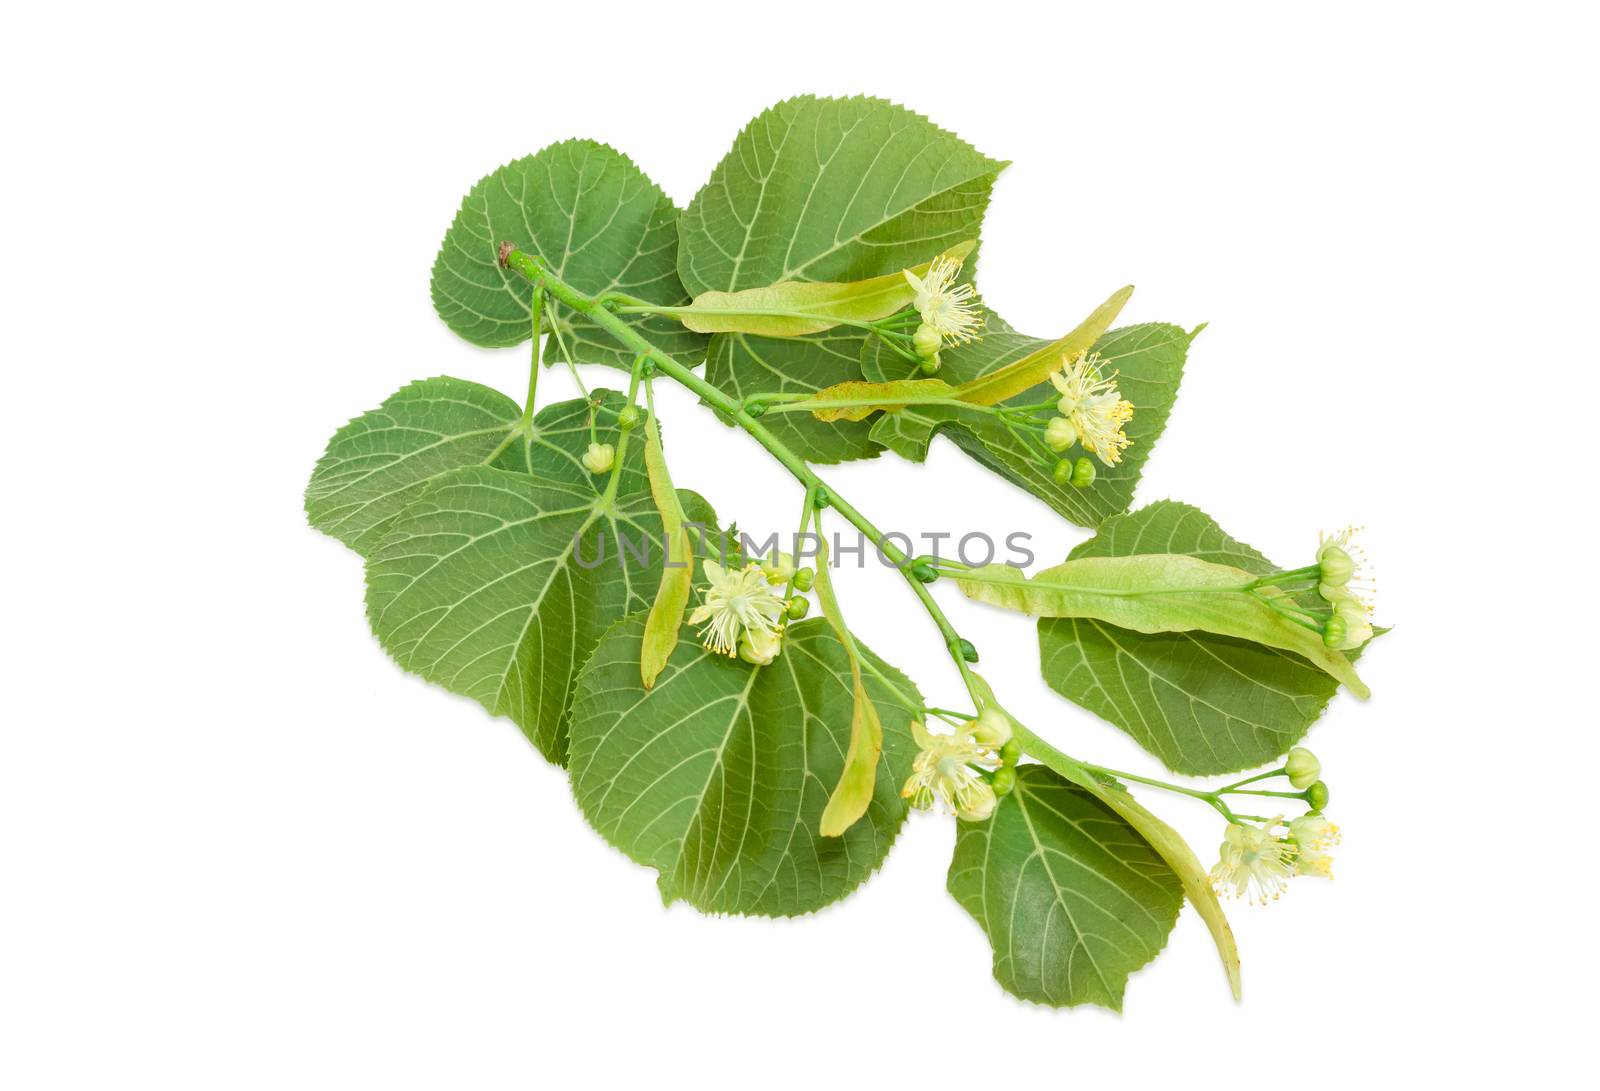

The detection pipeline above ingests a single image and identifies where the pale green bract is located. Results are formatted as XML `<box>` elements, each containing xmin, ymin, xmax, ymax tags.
<box><xmin>1040</xmin><ymin>502</ymin><xmax>1369</xmax><ymax>774</ymax></box>
<box><xmin>566</xmin><ymin>615</ymin><xmax>921</xmax><ymax>915</ymax></box>
<box><xmin>670</xmin><ymin>241</ymin><xmax>976</xmax><ymax>337</ymax></box>
<box><xmin>947</xmin><ymin>765</ymin><xmax>1184</xmax><ymax>1009</ymax></box>
<box><xmin>430</xmin><ymin>139</ymin><xmax>707</xmax><ymax>369</ymax></box>
<box><xmin>953</xmin><ymin>550</ymin><xmax>1367</xmax><ymax>697</ymax></box>
<box><xmin>679</xmin><ymin>95</ymin><xmax>1003</xmax><ymax>464</ymax></box>
<box><xmin>865</xmin><ymin>317</ymin><xmax>1191</xmax><ymax>527</ymax></box>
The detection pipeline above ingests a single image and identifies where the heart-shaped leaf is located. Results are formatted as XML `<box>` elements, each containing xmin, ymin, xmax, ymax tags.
<box><xmin>431</xmin><ymin>140</ymin><xmax>707</xmax><ymax>369</ymax></box>
<box><xmin>567</xmin><ymin>614</ymin><xmax>922</xmax><ymax>915</ymax></box>
<box><xmin>948</xmin><ymin>765</ymin><xmax>1184</xmax><ymax>1010</ymax></box>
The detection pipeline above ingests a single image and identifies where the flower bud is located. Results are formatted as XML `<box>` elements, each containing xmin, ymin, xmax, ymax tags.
<box><xmin>912</xmin><ymin>323</ymin><xmax>943</xmax><ymax>358</ymax></box>
<box><xmin>1305</xmin><ymin>780</ymin><xmax>1330</xmax><ymax>811</ymax></box>
<box><xmin>956</xmin><ymin>785</ymin><xmax>998</xmax><ymax>822</ymax></box>
<box><xmin>1335</xmin><ymin>602</ymin><xmax>1373</xmax><ymax>649</ymax></box>
<box><xmin>1284</xmin><ymin>746</ymin><xmax>1321</xmax><ymax>790</ymax></box>
<box><xmin>911</xmin><ymin>562</ymin><xmax>938</xmax><ymax>584</ymax></box>
<box><xmin>581</xmin><ymin>442</ymin><xmax>615</xmax><ymax>474</ymax></box>
<box><xmin>617</xmin><ymin>405</ymin><xmax>641</xmax><ymax>430</ymax></box>
<box><xmin>1321</xmin><ymin>613</ymin><xmax>1347</xmax><ymax>649</ymax></box>
<box><xmin>958</xmin><ymin>638</ymin><xmax>979</xmax><ymax>663</ymax></box>
<box><xmin>738</xmin><ymin>627</ymin><xmax>782</xmax><ymax>665</ymax></box>
<box><xmin>970</xmin><ymin>706</ymin><xmax>1013</xmax><ymax>747</ymax></box>
<box><xmin>761</xmin><ymin>552</ymin><xmax>796</xmax><ymax>585</ymax></box>
<box><xmin>918</xmin><ymin>353</ymin><xmax>942</xmax><ymax>375</ymax></box>
<box><xmin>990</xmin><ymin>766</ymin><xmax>1016</xmax><ymax>797</ymax></box>
<box><xmin>1070</xmin><ymin>456</ymin><xmax>1096</xmax><ymax>488</ymax></box>
<box><xmin>1318</xmin><ymin>544</ymin><xmax>1354</xmax><ymax>587</ymax></box>
<box><xmin>745</xmin><ymin>401</ymin><xmax>768</xmax><ymax>418</ymax></box>
<box><xmin>1044</xmin><ymin>416</ymin><xmax>1077</xmax><ymax>452</ymax></box>
<box><xmin>785</xmin><ymin>597</ymin><xmax>809</xmax><ymax>620</ymax></box>
<box><xmin>1052</xmin><ymin>459</ymin><xmax>1074</xmax><ymax>485</ymax></box>
<box><xmin>999</xmin><ymin>738</ymin><xmax>1022</xmax><ymax>766</ymax></box>
<box><xmin>792</xmin><ymin>567</ymin><xmax>815</xmax><ymax>591</ymax></box>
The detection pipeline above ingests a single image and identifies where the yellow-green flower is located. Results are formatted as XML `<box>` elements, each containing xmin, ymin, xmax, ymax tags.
<box><xmin>688</xmin><ymin>559</ymin><xmax>786</xmax><ymax>658</ymax></box>
<box><xmin>1288</xmin><ymin>814</ymin><xmax>1340</xmax><ymax>878</ymax></box>
<box><xmin>1210</xmin><ymin>818</ymin><xmax>1296</xmax><ymax>904</ymax></box>
<box><xmin>901</xmin><ymin>720</ymin><xmax>1000</xmax><ymax>821</ymax></box>
<box><xmin>903</xmin><ymin>256</ymin><xmax>982</xmax><ymax>347</ymax></box>
<box><xmin>1047</xmin><ymin>352</ymin><xmax>1133</xmax><ymax>466</ymax></box>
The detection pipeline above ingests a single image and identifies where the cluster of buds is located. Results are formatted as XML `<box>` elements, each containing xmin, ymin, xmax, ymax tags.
<box><xmin>1209</xmin><ymin>746</ymin><xmax>1340</xmax><ymax>903</ymax></box>
<box><xmin>1315</xmin><ymin>528</ymin><xmax>1376</xmax><ymax>650</ymax></box>
<box><xmin>1245</xmin><ymin>529</ymin><xmax>1379</xmax><ymax>652</ymax></box>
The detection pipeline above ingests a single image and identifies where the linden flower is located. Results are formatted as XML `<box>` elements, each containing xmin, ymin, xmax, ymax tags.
<box><xmin>904</xmin><ymin>257</ymin><xmax>982</xmax><ymax>346</ymax></box>
<box><xmin>1288</xmin><ymin>814</ymin><xmax>1341</xmax><ymax>878</ymax></box>
<box><xmin>688</xmin><ymin>559</ymin><xmax>786</xmax><ymax>658</ymax></box>
<box><xmin>1047</xmin><ymin>352</ymin><xmax>1134</xmax><ymax>466</ymax></box>
<box><xmin>581</xmin><ymin>442</ymin><xmax>615</xmax><ymax>474</ymax></box>
<box><xmin>901</xmin><ymin>720</ymin><xmax>1000</xmax><ymax>821</ymax></box>
<box><xmin>1210</xmin><ymin>819</ymin><xmax>1297</xmax><ymax>904</ymax></box>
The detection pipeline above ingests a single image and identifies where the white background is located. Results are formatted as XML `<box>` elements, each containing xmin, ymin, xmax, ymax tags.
<box><xmin>3</xmin><ymin>2</ymin><xmax>1595</xmax><ymax>1086</ymax></box>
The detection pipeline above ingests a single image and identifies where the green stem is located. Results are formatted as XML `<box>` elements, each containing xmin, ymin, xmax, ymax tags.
<box><xmin>520</xmin><ymin>278</ymin><xmax>545</xmax><ymax>428</ymax></box>
<box><xmin>599</xmin><ymin>354</ymin><xmax>647</xmax><ymax>507</ymax></box>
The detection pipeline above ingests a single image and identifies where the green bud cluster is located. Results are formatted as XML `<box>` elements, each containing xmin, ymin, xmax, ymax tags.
<box><xmin>1051</xmin><ymin>457</ymin><xmax>1097</xmax><ymax>488</ymax></box>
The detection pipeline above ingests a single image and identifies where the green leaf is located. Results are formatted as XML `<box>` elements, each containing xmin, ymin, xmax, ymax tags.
<box><xmin>305</xmin><ymin>382</ymin><xmax>647</xmax><ymax>556</ymax></box>
<box><xmin>705</xmin><ymin>331</ymin><xmax>884</xmax><ymax>463</ymax></box>
<box><xmin>305</xmin><ymin>377</ymin><xmax>529</xmax><ymax>555</ymax></box>
<box><xmin>363</xmin><ymin>399</ymin><xmax>712</xmax><ymax>764</ymax></box>
<box><xmin>866</xmin><ymin>320</ymin><xmax>1191</xmax><ymax>527</ymax></box>
<box><xmin>1040</xmin><ymin>501</ymin><xmax>1370</xmax><ymax>774</ymax></box>
<box><xmin>679</xmin><ymin>96</ymin><xmax>1002</xmax><ymax>464</ymax></box>
<box><xmin>677</xmin><ymin>96</ymin><xmax>1003</xmax><ymax>296</ymax></box>
<box><xmin>566</xmin><ymin>615</ymin><xmax>922</xmax><ymax>915</ymax></box>
<box><xmin>430</xmin><ymin>139</ymin><xmax>707</xmax><ymax>369</ymax></box>
<box><xmin>952</xmin><ymin>551</ymin><xmax>1366</xmax><ymax>697</ymax></box>
<box><xmin>671</xmin><ymin>241</ymin><xmax>975</xmax><ymax>337</ymax></box>
<box><xmin>947</xmin><ymin>765</ymin><xmax>1183</xmax><ymax>1010</ymax></box>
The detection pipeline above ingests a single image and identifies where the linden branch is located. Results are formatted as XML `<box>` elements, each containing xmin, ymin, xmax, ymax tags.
<box><xmin>499</xmin><ymin>243</ymin><xmax>1245</xmax><ymax>999</ymax></box>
